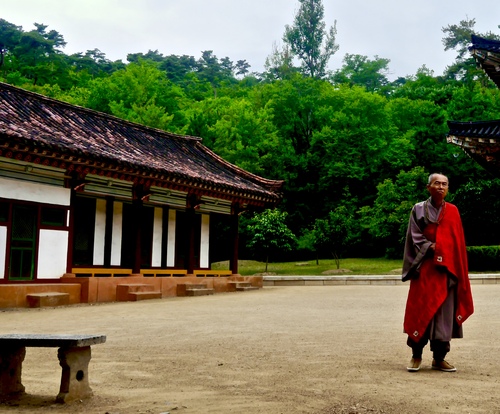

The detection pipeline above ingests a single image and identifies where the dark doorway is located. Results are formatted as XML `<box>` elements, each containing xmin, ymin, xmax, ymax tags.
<box><xmin>8</xmin><ymin>204</ymin><xmax>37</xmax><ymax>280</ymax></box>
<box><xmin>121</xmin><ymin>203</ymin><xmax>154</xmax><ymax>269</ymax></box>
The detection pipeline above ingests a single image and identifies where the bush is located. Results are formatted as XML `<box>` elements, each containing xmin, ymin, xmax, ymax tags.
<box><xmin>467</xmin><ymin>246</ymin><xmax>500</xmax><ymax>272</ymax></box>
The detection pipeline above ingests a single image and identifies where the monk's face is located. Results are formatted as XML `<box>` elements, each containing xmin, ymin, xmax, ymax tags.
<box><xmin>427</xmin><ymin>174</ymin><xmax>449</xmax><ymax>202</ymax></box>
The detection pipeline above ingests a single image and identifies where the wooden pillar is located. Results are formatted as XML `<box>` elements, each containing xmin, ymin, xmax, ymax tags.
<box><xmin>103</xmin><ymin>197</ymin><xmax>114</xmax><ymax>267</ymax></box>
<box><xmin>132</xmin><ymin>184</ymin><xmax>149</xmax><ymax>274</ymax></box>
<box><xmin>186</xmin><ymin>208</ymin><xmax>196</xmax><ymax>274</ymax></box>
<box><xmin>65</xmin><ymin>171</ymin><xmax>86</xmax><ymax>273</ymax></box>
<box><xmin>186</xmin><ymin>194</ymin><xmax>200</xmax><ymax>274</ymax></box>
<box><xmin>132</xmin><ymin>198</ymin><xmax>142</xmax><ymax>274</ymax></box>
<box><xmin>230</xmin><ymin>203</ymin><xmax>240</xmax><ymax>275</ymax></box>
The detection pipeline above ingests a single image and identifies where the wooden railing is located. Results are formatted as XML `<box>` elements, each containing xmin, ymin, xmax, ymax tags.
<box><xmin>193</xmin><ymin>270</ymin><xmax>232</xmax><ymax>277</ymax></box>
<box><xmin>71</xmin><ymin>268</ymin><xmax>133</xmax><ymax>277</ymax></box>
<box><xmin>71</xmin><ymin>268</ymin><xmax>187</xmax><ymax>277</ymax></box>
<box><xmin>139</xmin><ymin>269</ymin><xmax>188</xmax><ymax>277</ymax></box>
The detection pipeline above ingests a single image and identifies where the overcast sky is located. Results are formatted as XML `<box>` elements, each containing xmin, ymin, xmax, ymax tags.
<box><xmin>2</xmin><ymin>0</ymin><xmax>499</xmax><ymax>80</ymax></box>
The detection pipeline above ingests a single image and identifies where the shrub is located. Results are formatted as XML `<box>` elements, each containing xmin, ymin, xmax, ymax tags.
<box><xmin>467</xmin><ymin>246</ymin><xmax>500</xmax><ymax>272</ymax></box>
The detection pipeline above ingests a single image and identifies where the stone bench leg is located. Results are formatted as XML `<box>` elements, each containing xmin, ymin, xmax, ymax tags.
<box><xmin>56</xmin><ymin>346</ymin><xmax>93</xmax><ymax>403</ymax></box>
<box><xmin>0</xmin><ymin>346</ymin><xmax>26</xmax><ymax>397</ymax></box>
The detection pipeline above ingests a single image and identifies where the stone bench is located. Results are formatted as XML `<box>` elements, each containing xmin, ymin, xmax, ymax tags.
<box><xmin>0</xmin><ymin>334</ymin><xmax>106</xmax><ymax>403</ymax></box>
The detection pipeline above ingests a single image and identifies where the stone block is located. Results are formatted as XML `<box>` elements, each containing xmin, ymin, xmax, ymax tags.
<box><xmin>26</xmin><ymin>292</ymin><xmax>70</xmax><ymax>308</ymax></box>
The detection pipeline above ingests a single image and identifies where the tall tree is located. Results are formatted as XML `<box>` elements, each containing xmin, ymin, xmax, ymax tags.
<box><xmin>234</xmin><ymin>59</ymin><xmax>251</xmax><ymax>77</ymax></box>
<box><xmin>283</xmin><ymin>0</ymin><xmax>339</xmax><ymax>78</ymax></box>
<box><xmin>264</xmin><ymin>41</ymin><xmax>296</xmax><ymax>81</ymax></box>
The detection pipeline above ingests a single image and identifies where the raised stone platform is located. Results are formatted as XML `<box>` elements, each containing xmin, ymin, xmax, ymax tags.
<box><xmin>263</xmin><ymin>274</ymin><xmax>500</xmax><ymax>286</ymax></box>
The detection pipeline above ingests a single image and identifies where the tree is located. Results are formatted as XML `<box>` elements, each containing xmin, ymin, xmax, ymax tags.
<box><xmin>263</xmin><ymin>41</ymin><xmax>296</xmax><ymax>81</ymax></box>
<box><xmin>331</xmin><ymin>54</ymin><xmax>391</xmax><ymax>92</ymax></box>
<box><xmin>309</xmin><ymin>84</ymin><xmax>413</xmax><ymax>209</ymax></box>
<box><xmin>235</xmin><ymin>59</ymin><xmax>251</xmax><ymax>77</ymax></box>
<box><xmin>68</xmin><ymin>48</ymin><xmax>115</xmax><ymax>79</ymax></box>
<box><xmin>283</xmin><ymin>0</ymin><xmax>339</xmax><ymax>78</ymax></box>
<box><xmin>246</xmin><ymin>209</ymin><xmax>296</xmax><ymax>272</ymax></box>
<box><xmin>86</xmin><ymin>61</ymin><xmax>187</xmax><ymax>131</ymax></box>
<box><xmin>197</xmin><ymin>50</ymin><xmax>235</xmax><ymax>96</ymax></box>
<box><xmin>452</xmin><ymin>178</ymin><xmax>500</xmax><ymax>246</ymax></box>
<box><xmin>183</xmin><ymin>96</ymin><xmax>281</xmax><ymax>176</ymax></box>
<box><xmin>0</xmin><ymin>19</ymin><xmax>22</xmax><ymax>68</ymax></box>
<box><xmin>359</xmin><ymin>167</ymin><xmax>428</xmax><ymax>258</ymax></box>
<box><xmin>309</xmin><ymin>205</ymin><xmax>358</xmax><ymax>268</ymax></box>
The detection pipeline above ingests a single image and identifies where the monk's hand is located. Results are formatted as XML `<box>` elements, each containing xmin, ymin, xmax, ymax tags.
<box><xmin>427</xmin><ymin>243</ymin><xmax>436</xmax><ymax>256</ymax></box>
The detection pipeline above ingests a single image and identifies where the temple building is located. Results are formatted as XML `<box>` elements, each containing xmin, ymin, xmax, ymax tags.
<box><xmin>447</xmin><ymin>35</ymin><xmax>500</xmax><ymax>176</ymax></box>
<box><xmin>0</xmin><ymin>82</ymin><xmax>283</xmax><ymax>307</ymax></box>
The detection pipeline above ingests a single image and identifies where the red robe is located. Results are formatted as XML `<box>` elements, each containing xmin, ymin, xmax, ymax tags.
<box><xmin>403</xmin><ymin>202</ymin><xmax>474</xmax><ymax>342</ymax></box>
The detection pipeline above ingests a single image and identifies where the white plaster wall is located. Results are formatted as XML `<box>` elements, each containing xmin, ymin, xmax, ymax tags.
<box><xmin>166</xmin><ymin>209</ymin><xmax>176</xmax><ymax>267</ymax></box>
<box><xmin>0</xmin><ymin>177</ymin><xmax>70</xmax><ymax>206</ymax></box>
<box><xmin>200</xmin><ymin>214</ymin><xmax>210</xmax><ymax>268</ymax></box>
<box><xmin>151</xmin><ymin>207</ymin><xmax>163</xmax><ymax>267</ymax></box>
<box><xmin>110</xmin><ymin>201</ymin><xmax>123</xmax><ymax>266</ymax></box>
<box><xmin>93</xmin><ymin>199</ymin><xmax>107</xmax><ymax>265</ymax></box>
<box><xmin>0</xmin><ymin>226</ymin><xmax>6</xmax><ymax>279</ymax></box>
<box><xmin>37</xmin><ymin>229</ymin><xmax>69</xmax><ymax>279</ymax></box>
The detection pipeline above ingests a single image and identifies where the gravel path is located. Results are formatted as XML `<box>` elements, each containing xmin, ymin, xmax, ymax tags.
<box><xmin>0</xmin><ymin>284</ymin><xmax>498</xmax><ymax>413</ymax></box>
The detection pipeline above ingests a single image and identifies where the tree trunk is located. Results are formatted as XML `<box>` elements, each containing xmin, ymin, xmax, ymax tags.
<box><xmin>332</xmin><ymin>251</ymin><xmax>340</xmax><ymax>269</ymax></box>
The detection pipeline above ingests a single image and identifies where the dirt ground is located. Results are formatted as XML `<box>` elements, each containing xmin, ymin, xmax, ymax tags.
<box><xmin>0</xmin><ymin>283</ymin><xmax>499</xmax><ymax>414</ymax></box>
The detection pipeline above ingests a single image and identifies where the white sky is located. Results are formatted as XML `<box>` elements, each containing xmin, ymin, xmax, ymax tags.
<box><xmin>1</xmin><ymin>0</ymin><xmax>499</xmax><ymax>80</ymax></box>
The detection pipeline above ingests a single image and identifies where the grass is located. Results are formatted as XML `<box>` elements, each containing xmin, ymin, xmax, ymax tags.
<box><xmin>211</xmin><ymin>257</ymin><xmax>403</xmax><ymax>276</ymax></box>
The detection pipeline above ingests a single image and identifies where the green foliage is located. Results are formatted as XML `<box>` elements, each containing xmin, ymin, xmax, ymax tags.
<box><xmin>331</xmin><ymin>54</ymin><xmax>390</xmax><ymax>92</ymax></box>
<box><xmin>184</xmin><ymin>96</ymin><xmax>281</xmax><ymax>175</ymax></box>
<box><xmin>452</xmin><ymin>179</ymin><xmax>500</xmax><ymax>246</ymax></box>
<box><xmin>359</xmin><ymin>167</ymin><xmax>428</xmax><ymax>258</ymax></box>
<box><xmin>246</xmin><ymin>209</ymin><xmax>297</xmax><ymax>271</ymax></box>
<box><xmin>85</xmin><ymin>61</ymin><xmax>187</xmax><ymax>131</ymax></box>
<box><xmin>467</xmin><ymin>246</ymin><xmax>500</xmax><ymax>272</ymax></box>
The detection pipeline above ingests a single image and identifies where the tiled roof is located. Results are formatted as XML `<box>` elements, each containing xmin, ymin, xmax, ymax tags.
<box><xmin>446</xmin><ymin>119</ymin><xmax>500</xmax><ymax>176</ymax></box>
<box><xmin>0</xmin><ymin>82</ymin><xmax>283</xmax><ymax>207</ymax></box>
<box><xmin>470</xmin><ymin>35</ymin><xmax>500</xmax><ymax>88</ymax></box>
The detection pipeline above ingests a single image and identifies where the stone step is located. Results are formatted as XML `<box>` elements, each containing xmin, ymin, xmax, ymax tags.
<box><xmin>26</xmin><ymin>292</ymin><xmax>70</xmax><ymax>308</ymax></box>
<box><xmin>177</xmin><ymin>283</ymin><xmax>213</xmax><ymax>297</ymax></box>
<box><xmin>227</xmin><ymin>281</ymin><xmax>259</xmax><ymax>292</ymax></box>
<box><xmin>185</xmin><ymin>288</ymin><xmax>214</xmax><ymax>296</ymax></box>
<box><xmin>236</xmin><ymin>286</ymin><xmax>259</xmax><ymax>292</ymax></box>
<box><xmin>116</xmin><ymin>284</ymin><xmax>158</xmax><ymax>301</ymax></box>
<box><xmin>128</xmin><ymin>291</ymin><xmax>162</xmax><ymax>301</ymax></box>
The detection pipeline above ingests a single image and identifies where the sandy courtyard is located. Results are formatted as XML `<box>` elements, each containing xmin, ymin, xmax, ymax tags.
<box><xmin>0</xmin><ymin>283</ymin><xmax>499</xmax><ymax>414</ymax></box>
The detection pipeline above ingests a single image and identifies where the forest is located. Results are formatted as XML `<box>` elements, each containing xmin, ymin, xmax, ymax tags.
<box><xmin>1</xmin><ymin>0</ymin><xmax>500</xmax><ymax>262</ymax></box>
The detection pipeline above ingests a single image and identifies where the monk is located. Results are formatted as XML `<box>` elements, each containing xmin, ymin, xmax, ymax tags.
<box><xmin>402</xmin><ymin>173</ymin><xmax>474</xmax><ymax>372</ymax></box>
